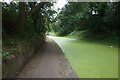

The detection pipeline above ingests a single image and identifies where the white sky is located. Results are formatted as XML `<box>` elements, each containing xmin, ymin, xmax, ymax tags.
<box><xmin>2</xmin><ymin>0</ymin><xmax>11</xmax><ymax>3</ymax></box>
<box><xmin>54</xmin><ymin>0</ymin><xmax>68</xmax><ymax>10</ymax></box>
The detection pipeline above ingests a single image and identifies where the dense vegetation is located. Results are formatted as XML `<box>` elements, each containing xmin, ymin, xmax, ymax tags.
<box><xmin>52</xmin><ymin>2</ymin><xmax>119</xmax><ymax>43</ymax></box>
<box><xmin>2</xmin><ymin>2</ymin><xmax>119</xmax><ymax>61</ymax></box>
<box><xmin>2</xmin><ymin>2</ymin><xmax>119</xmax><ymax>78</ymax></box>
<box><xmin>2</xmin><ymin>2</ymin><xmax>56</xmax><ymax>60</ymax></box>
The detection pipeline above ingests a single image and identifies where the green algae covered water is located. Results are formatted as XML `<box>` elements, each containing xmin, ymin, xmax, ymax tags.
<box><xmin>48</xmin><ymin>36</ymin><xmax>118</xmax><ymax>78</ymax></box>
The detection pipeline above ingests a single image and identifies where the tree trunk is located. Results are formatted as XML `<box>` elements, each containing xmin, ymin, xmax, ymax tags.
<box><xmin>15</xmin><ymin>2</ymin><xmax>27</xmax><ymax>34</ymax></box>
<box><xmin>15</xmin><ymin>2</ymin><xmax>43</xmax><ymax>34</ymax></box>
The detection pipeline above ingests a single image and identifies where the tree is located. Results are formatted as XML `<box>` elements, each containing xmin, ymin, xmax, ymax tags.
<box><xmin>2</xmin><ymin>2</ymin><xmax>56</xmax><ymax>38</ymax></box>
<box><xmin>52</xmin><ymin>2</ymin><xmax>119</xmax><ymax>42</ymax></box>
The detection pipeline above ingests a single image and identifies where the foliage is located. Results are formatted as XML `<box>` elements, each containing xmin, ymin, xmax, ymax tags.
<box><xmin>52</xmin><ymin>2</ymin><xmax>119</xmax><ymax>42</ymax></box>
<box><xmin>2</xmin><ymin>2</ymin><xmax>56</xmax><ymax>60</ymax></box>
<box><xmin>2</xmin><ymin>51</ymin><xmax>10</xmax><ymax>60</ymax></box>
<box><xmin>2</xmin><ymin>2</ymin><xmax>55</xmax><ymax>37</ymax></box>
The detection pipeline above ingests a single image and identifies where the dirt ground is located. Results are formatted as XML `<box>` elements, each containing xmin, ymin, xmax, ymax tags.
<box><xmin>17</xmin><ymin>37</ymin><xmax>78</xmax><ymax>78</ymax></box>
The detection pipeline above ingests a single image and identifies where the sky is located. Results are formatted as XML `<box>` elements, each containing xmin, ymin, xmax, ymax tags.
<box><xmin>54</xmin><ymin>0</ymin><xmax>68</xmax><ymax>10</ymax></box>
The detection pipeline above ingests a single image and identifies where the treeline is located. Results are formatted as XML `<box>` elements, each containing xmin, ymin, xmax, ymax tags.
<box><xmin>2</xmin><ymin>2</ymin><xmax>56</xmax><ymax>60</ymax></box>
<box><xmin>2</xmin><ymin>2</ymin><xmax>55</xmax><ymax>40</ymax></box>
<box><xmin>52</xmin><ymin>2</ymin><xmax>119</xmax><ymax>42</ymax></box>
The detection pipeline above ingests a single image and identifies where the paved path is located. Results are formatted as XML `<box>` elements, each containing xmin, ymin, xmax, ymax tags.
<box><xmin>17</xmin><ymin>37</ymin><xmax>77</xmax><ymax>78</ymax></box>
